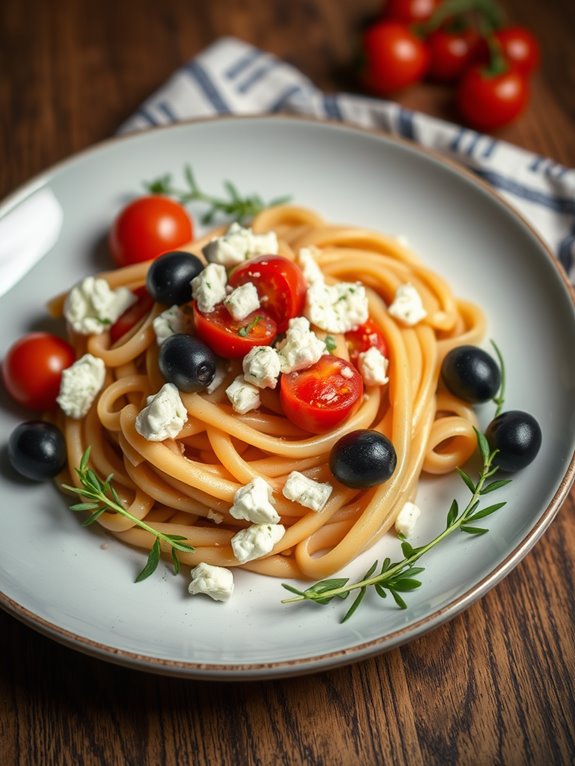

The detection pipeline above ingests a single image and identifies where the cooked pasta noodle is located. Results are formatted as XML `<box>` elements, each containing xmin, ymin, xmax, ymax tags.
<box><xmin>54</xmin><ymin>205</ymin><xmax>485</xmax><ymax>581</ymax></box>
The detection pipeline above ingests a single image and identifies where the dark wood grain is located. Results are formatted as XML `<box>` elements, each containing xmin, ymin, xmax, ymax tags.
<box><xmin>1</xmin><ymin>1</ymin><xmax>574</xmax><ymax>764</ymax></box>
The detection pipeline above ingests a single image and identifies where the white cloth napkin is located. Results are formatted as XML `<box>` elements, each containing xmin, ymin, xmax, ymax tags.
<box><xmin>120</xmin><ymin>37</ymin><xmax>575</xmax><ymax>284</ymax></box>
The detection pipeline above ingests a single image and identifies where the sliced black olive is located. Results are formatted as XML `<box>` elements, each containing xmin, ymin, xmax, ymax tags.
<box><xmin>158</xmin><ymin>333</ymin><xmax>216</xmax><ymax>392</ymax></box>
<box><xmin>8</xmin><ymin>421</ymin><xmax>67</xmax><ymax>481</ymax></box>
<box><xmin>329</xmin><ymin>429</ymin><xmax>397</xmax><ymax>488</ymax></box>
<box><xmin>146</xmin><ymin>251</ymin><xmax>204</xmax><ymax>305</ymax></box>
<box><xmin>441</xmin><ymin>345</ymin><xmax>501</xmax><ymax>403</ymax></box>
<box><xmin>485</xmin><ymin>410</ymin><xmax>542</xmax><ymax>472</ymax></box>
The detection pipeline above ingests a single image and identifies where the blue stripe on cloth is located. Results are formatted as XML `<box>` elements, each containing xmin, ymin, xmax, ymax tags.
<box><xmin>224</xmin><ymin>48</ymin><xmax>261</xmax><ymax>79</ymax></box>
<box><xmin>157</xmin><ymin>101</ymin><xmax>177</xmax><ymax>123</ymax></box>
<box><xmin>473</xmin><ymin>168</ymin><xmax>575</xmax><ymax>216</ymax></box>
<box><xmin>184</xmin><ymin>61</ymin><xmax>231</xmax><ymax>113</ymax></box>
<box><xmin>236</xmin><ymin>59</ymin><xmax>280</xmax><ymax>93</ymax></box>
<box><xmin>464</xmin><ymin>132</ymin><xmax>481</xmax><ymax>157</ymax></box>
<box><xmin>449</xmin><ymin>127</ymin><xmax>467</xmax><ymax>152</ymax></box>
<box><xmin>397</xmin><ymin>108</ymin><xmax>416</xmax><ymax>140</ymax></box>
<box><xmin>322</xmin><ymin>94</ymin><xmax>344</xmax><ymax>120</ymax></box>
<box><xmin>135</xmin><ymin>107</ymin><xmax>160</xmax><ymax>126</ymax></box>
<box><xmin>268</xmin><ymin>84</ymin><xmax>304</xmax><ymax>112</ymax></box>
<box><xmin>558</xmin><ymin>227</ymin><xmax>575</xmax><ymax>272</ymax></box>
<box><xmin>481</xmin><ymin>138</ymin><xmax>497</xmax><ymax>158</ymax></box>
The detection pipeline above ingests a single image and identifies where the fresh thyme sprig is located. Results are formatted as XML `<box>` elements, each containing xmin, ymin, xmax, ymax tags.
<box><xmin>144</xmin><ymin>165</ymin><xmax>291</xmax><ymax>225</ymax></box>
<box><xmin>62</xmin><ymin>448</ymin><xmax>195</xmax><ymax>582</ymax></box>
<box><xmin>281</xmin><ymin>429</ymin><xmax>511</xmax><ymax>622</ymax></box>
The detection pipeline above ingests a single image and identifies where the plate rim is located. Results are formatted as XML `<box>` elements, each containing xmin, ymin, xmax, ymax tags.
<box><xmin>1</xmin><ymin>113</ymin><xmax>574</xmax><ymax>680</ymax></box>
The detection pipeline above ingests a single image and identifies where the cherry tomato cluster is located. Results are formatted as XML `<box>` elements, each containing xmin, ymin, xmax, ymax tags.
<box><xmin>361</xmin><ymin>0</ymin><xmax>540</xmax><ymax>131</ymax></box>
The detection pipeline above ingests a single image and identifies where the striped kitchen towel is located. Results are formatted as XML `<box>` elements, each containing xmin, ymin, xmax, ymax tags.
<box><xmin>120</xmin><ymin>37</ymin><xmax>575</xmax><ymax>283</ymax></box>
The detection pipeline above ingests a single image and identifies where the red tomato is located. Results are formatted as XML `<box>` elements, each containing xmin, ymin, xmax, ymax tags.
<box><xmin>346</xmin><ymin>320</ymin><xmax>388</xmax><ymax>366</ymax></box>
<box><xmin>495</xmin><ymin>26</ymin><xmax>540</xmax><ymax>75</ymax></box>
<box><xmin>110</xmin><ymin>286</ymin><xmax>154</xmax><ymax>344</ymax></box>
<box><xmin>456</xmin><ymin>66</ymin><xmax>529</xmax><ymax>131</ymax></box>
<box><xmin>383</xmin><ymin>0</ymin><xmax>440</xmax><ymax>23</ymax></box>
<box><xmin>280</xmin><ymin>356</ymin><xmax>364</xmax><ymax>434</ymax></box>
<box><xmin>228</xmin><ymin>255</ymin><xmax>306</xmax><ymax>334</ymax></box>
<box><xmin>2</xmin><ymin>333</ymin><xmax>76</xmax><ymax>411</ymax></box>
<box><xmin>192</xmin><ymin>303</ymin><xmax>277</xmax><ymax>359</ymax></box>
<box><xmin>426</xmin><ymin>28</ymin><xmax>482</xmax><ymax>82</ymax></box>
<box><xmin>362</xmin><ymin>21</ymin><xmax>429</xmax><ymax>95</ymax></box>
<box><xmin>109</xmin><ymin>196</ymin><xmax>193</xmax><ymax>268</ymax></box>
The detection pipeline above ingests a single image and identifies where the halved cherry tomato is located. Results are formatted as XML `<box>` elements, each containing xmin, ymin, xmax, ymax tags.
<box><xmin>2</xmin><ymin>333</ymin><xmax>76</xmax><ymax>411</ymax></box>
<box><xmin>382</xmin><ymin>0</ymin><xmax>440</xmax><ymax>23</ymax></box>
<box><xmin>228</xmin><ymin>255</ymin><xmax>306</xmax><ymax>334</ymax></box>
<box><xmin>280</xmin><ymin>355</ymin><xmax>364</xmax><ymax>434</ymax></box>
<box><xmin>361</xmin><ymin>21</ymin><xmax>429</xmax><ymax>95</ymax></box>
<box><xmin>109</xmin><ymin>196</ymin><xmax>193</xmax><ymax>268</ymax></box>
<box><xmin>456</xmin><ymin>65</ymin><xmax>529</xmax><ymax>131</ymax></box>
<box><xmin>192</xmin><ymin>303</ymin><xmax>277</xmax><ymax>359</ymax></box>
<box><xmin>110</xmin><ymin>286</ymin><xmax>154</xmax><ymax>344</ymax></box>
<box><xmin>495</xmin><ymin>26</ymin><xmax>540</xmax><ymax>75</ymax></box>
<box><xmin>346</xmin><ymin>320</ymin><xmax>388</xmax><ymax>366</ymax></box>
<box><xmin>426</xmin><ymin>28</ymin><xmax>482</xmax><ymax>83</ymax></box>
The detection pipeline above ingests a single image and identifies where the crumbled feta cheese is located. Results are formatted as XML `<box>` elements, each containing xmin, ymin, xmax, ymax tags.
<box><xmin>224</xmin><ymin>282</ymin><xmax>261</xmax><ymax>321</ymax></box>
<box><xmin>297</xmin><ymin>247</ymin><xmax>324</xmax><ymax>285</ymax></box>
<box><xmin>153</xmin><ymin>305</ymin><xmax>193</xmax><ymax>345</ymax></box>
<box><xmin>230</xmin><ymin>477</ymin><xmax>280</xmax><ymax>524</ymax></box>
<box><xmin>205</xmin><ymin>361</ymin><xmax>228</xmax><ymax>394</ymax></box>
<box><xmin>57</xmin><ymin>353</ymin><xmax>106</xmax><ymax>419</ymax></box>
<box><xmin>191</xmin><ymin>263</ymin><xmax>227</xmax><ymax>313</ymax></box>
<box><xmin>64</xmin><ymin>276</ymin><xmax>136</xmax><ymax>335</ymax></box>
<box><xmin>207</xmin><ymin>510</ymin><xmax>224</xmax><ymax>524</ymax></box>
<box><xmin>358</xmin><ymin>346</ymin><xmax>390</xmax><ymax>386</ymax></box>
<box><xmin>202</xmin><ymin>222</ymin><xmax>279</xmax><ymax>267</ymax></box>
<box><xmin>225</xmin><ymin>375</ymin><xmax>261</xmax><ymax>414</ymax></box>
<box><xmin>305</xmin><ymin>280</ymin><xmax>369</xmax><ymax>334</ymax></box>
<box><xmin>135</xmin><ymin>382</ymin><xmax>187</xmax><ymax>441</ymax></box>
<box><xmin>395</xmin><ymin>501</ymin><xmax>421</xmax><ymax>537</ymax></box>
<box><xmin>282</xmin><ymin>471</ymin><xmax>333</xmax><ymax>512</ymax></box>
<box><xmin>276</xmin><ymin>317</ymin><xmax>326</xmax><ymax>373</ymax></box>
<box><xmin>188</xmin><ymin>562</ymin><xmax>234</xmax><ymax>602</ymax></box>
<box><xmin>242</xmin><ymin>346</ymin><xmax>281</xmax><ymax>389</ymax></box>
<box><xmin>230</xmin><ymin>523</ymin><xmax>286</xmax><ymax>563</ymax></box>
<box><xmin>388</xmin><ymin>283</ymin><xmax>427</xmax><ymax>326</ymax></box>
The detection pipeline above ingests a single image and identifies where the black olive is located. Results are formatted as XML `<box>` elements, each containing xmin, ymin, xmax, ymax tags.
<box><xmin>329</xmin><ymin>429</ymin><xmax>397</xmax><ymax>488</ymax></box>
<box><xmin>485</xmin><ymin>410</ymin><xmax>542</xmax><ymax>472</ymax></box>
<box><xmin>441</xmin><ymin>345</ymin><xmax>501</xmax><ymax>403</ymax></box>
<box><xmin>158</xmin><ymin>333</ymin><xmax>216</xmax><ymax>392</ymax></box>
<box><xmin>8</xmin><ymin>421</ymin><xmax>67</xmax><ymax>481</ymax></box>
<box><xmin>146</xmin><ymin>251</ymin><xmax>204</xmax><ymax>305</ymax></box>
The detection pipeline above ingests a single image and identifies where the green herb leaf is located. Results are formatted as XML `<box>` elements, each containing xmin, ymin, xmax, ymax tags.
<box><xmin>136</xmin><ymin>538</ymin><xmax>161</xmax><ymax>582</ymax></box>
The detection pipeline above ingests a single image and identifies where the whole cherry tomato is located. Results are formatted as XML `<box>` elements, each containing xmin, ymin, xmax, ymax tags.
<box><xmin>228</xmin><ymin>255</ymin><xmax>306</xmax><ymax>334</ymax></box>
<box><xmin>383</xmin><ymin>0</ymin><xmax>440</xmax><ymax>23</ymax></box>
<box><xmin>109</xmin><ymin>286</ymin><xmax>154</xmax><ymax>344</ymax></box>
<box><xmin>280</xmin><ymin>355</ymin><xmax>364</xmax><ymax>434</ymax></box>
<box><xmin>2</xmin><ymin>333</ymin><xmax>76</xmax><ymax>411</ymax></box>
<box><xmin>495</xmin><ymin>26</ymin><xmax>540</xmax><ymax>75</ymax></box>
<box><xmin>362</xmin><ymin>21</ymin><xmax>429</xmax><ymax>95</ymax></box>
<box><xmin>109</xmin><ymin>196</ymin><xmax>193</xmax><ymax>268</ymax></box>
<box><xmin>192</xmin><ymin>303</ymin><xmax>277</xmax><ymax>359</ymax></box>
<box><xmin>346</xmin><ymin>320</ymin><xmax>388</xmax><ymax>367</ymax></box>
<box><xmin>426</xmin><ymin>28</ymin><xmax>482</xmax><ymax>82</ymax></box>
<box><xmin>456</xmin><ymin>65</ymin><xmax>529</xmax><ymax>131</ymax></box>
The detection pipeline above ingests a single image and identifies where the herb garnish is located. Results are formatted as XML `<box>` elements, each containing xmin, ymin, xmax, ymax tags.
<box><xmin>62</xmin><ymin>448</ymin><xmax>195</xmax><ymax>582</ymax></box>
<box><xmin>324</xmin><ymin>335</ymin><xmax>337</xmax><ymax>353</ymax></box>
<box><xmin>282</xmin><ymin>429</ymin><xmax>510</xmax><ymax>621</ymax></box>
<box><xmin>144</xmin><ymin>165</ymin><xmax>291</xmax><ymax>225</ymax></box>
<box><xmin>238</xmin><ymin>315</ymin><xmax>262</xmax><ymax>337</ymax></box>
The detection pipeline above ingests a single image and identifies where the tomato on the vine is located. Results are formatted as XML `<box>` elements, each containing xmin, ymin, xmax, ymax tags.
<box><xmin>110</xmin><ymin>286</ymin><xmax>154</xmax><ymax>344</ymax></box>
<box><xmin>346</xmin><ymin>320</ymin><xmax>388</xmax><ymax>367</ymax></box>
<box><xmin>456</xmin><ymin>65</ymin><xmax>529</xmax><ymax>131</ymax></box>
<box><xmin>2</xmin><ymin>333</ymin><xmax>76</xmax><ymax>411</ymax></box>
<box><xmin>495</xmin><ymin>26</ymin><xmax>540</xmax><ymax>75</ymax></box>
<box><xmin>192</xmin><ymin>303</ymin><xmax>277</xmax><ymax>359</ymax></box>
<box><xmin>280</xmin><ymin>355</ymin><xmax>364</xmax><ymax>434</ymax></box>
<box><xmin>228</xmin><ymin>255</ymin><xmax>306</xmax><ymax>334</ymax></box>
<box><xmin>382</xmin><ymin>0</ymin><xmax>440</xmax><ymax>24</ymax></box>
<box><xmin>109</xmin><ymin>196</ymin><xmax>193</xmax><ymax>267</ymax></box>
<box><xmin>426</xmin><ymin>28</ymin><xmax>482</xmax><ymax>82</ymax></box>
<box><xmin>362</xmin><ymin>21</ymin><xmax>429</xmax><ymax>95</ymax></box>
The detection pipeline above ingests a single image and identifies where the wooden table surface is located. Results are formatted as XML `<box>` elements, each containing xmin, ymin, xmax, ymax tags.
<box><xmin>1</xmin><ymin>1</ymin><xmax>574</xmax><ymax>764</ymax></box>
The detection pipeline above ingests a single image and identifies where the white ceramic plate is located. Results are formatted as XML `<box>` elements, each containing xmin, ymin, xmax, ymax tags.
<box><xmin>1</xmin><ymin>116</ymin><xmax>574</xmax><ymax>680</ymax></box>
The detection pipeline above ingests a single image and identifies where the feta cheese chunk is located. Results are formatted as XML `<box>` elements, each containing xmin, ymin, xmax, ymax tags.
<box><xmin>242</xmin><ymin>346</ymin><xmax>281</xmax><ymax>389</ymax></box>
<box><xmin>225</xmin><ymin>375</ymin><xmax>261</xmax><ymax>414</ymax></box>
<box><xmin>64</xmin><ymin>276</ymin><xmax>136</xmax><ymax>335</ymax></box>
<box><xmin>305</xmin><ymin>280</ymin><xmax>369</xmax><ymax>334</ymax></box>
<box><xmin>388</xmin><ymin>283</ymin><xmax>427</xmax><ymax>326</ymax></box>
<box><xmin>135</xmin><ymin>382</ymin><xmax>187</xmax><ymax>441</ymax></box>
<box><xmin>395</xmin><ymin>501</ymin><xmax>421</xmax><ymax>537</ymax></box>
<box><xmin>358</xmin><ymin>346</ymin><xmax>389</xmax><ymax>386</ymax></box>
<box><xmin>202</xmin><ymin>222</ymin><xmax>279</xmax><ymax>268</ymax></box>
<box><xmin>207</xmin><ymin>510</ymin><xmax>224</xmax><ymax>524</ymax></box>
<box><xmin>57</xmin><ymin>353</ymin><xmax>106</xmax><ymax>419</ymax></box>
<box><xmin>230</xmin><ymin>477</ymin><xmax>280</xmax><ymax>524</ymax></box>
<box><xmin>282</xmin><ymin>471</ymin><xmax>333</xmax><ymax>512</ymax></box>
<box><xmin>191</xmin><ymin>263</ymin><xmax>227</xmax><ymax>313</ymax></box>
<box><xmin>153</xmin><ymin>305</ymin><xmax>193</xmax><ymax>345</ymax></box>
<box><xmin>206</xmin><ymin>361</ymin><xmax>228</xmax><ymax>394</ymax></box>
<box><xmin>224</xmin><ymin>282</ymin><xmax>260</xmax><ymax>321</ymax></box>
<box><xmin>276</xmin><ymin>317</ymin><xmax>326</xmax><ymax>373</ymax></box>
<box><xmin>297</xmin><ymin>247</ymin><xmax>324</xmax><ymax>285</ymax></box>
<box><xmin>231</xmin><ymin>523</ymin><xmax>286</xmax><ymax>563</ymax></box>
<box><xmin>188</xmin><ymin>562</ymin><xmax>234</xmax><ymax>602</ymax></box>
